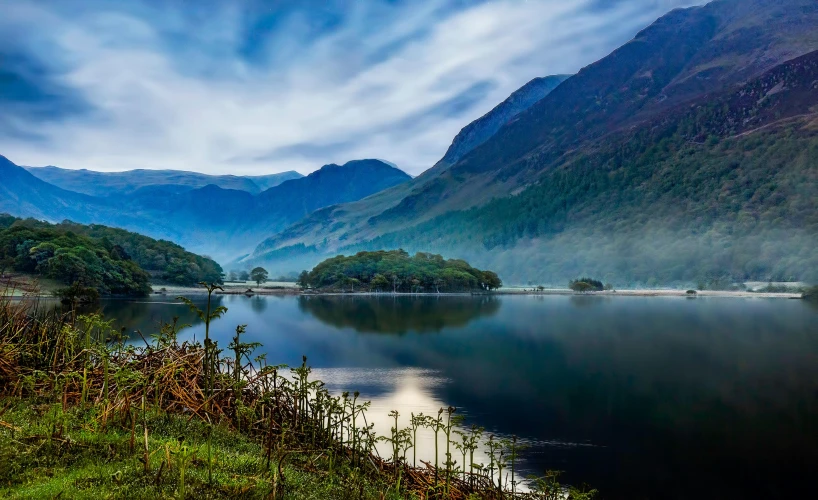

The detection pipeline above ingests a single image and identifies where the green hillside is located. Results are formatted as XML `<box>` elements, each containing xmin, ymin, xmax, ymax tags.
<box><xmin>0</xmin><ymin>216</ymin><xmax>223</xmax><ymax>293</ymax></box>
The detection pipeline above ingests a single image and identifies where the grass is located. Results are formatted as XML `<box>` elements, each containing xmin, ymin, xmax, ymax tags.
<box><xmin>0</xmin><ymin>282</ymin><xmax>596</xmax><ymax>499</ymax></box>
<box><xmin>0</xmin><ymin>398</ymin><xmax>397</xmax><ymax>499</ymax></box>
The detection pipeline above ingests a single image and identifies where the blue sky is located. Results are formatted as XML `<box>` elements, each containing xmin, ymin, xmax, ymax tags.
<box><xmin>0</xmin><ymin>0</ymin><xmax>699</xmax><ymax>175</ymax></box>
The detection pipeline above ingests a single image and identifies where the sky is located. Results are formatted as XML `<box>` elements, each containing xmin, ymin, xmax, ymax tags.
<box><xmin>0</xmin><ymin>0</ymin><xmax>700</xmax><ymax>176</ymax></box>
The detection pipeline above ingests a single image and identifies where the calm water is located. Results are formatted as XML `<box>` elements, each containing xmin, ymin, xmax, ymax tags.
<box><xmin>86</xmin><ymin>294</ymin><xmax>818</xmax><ymax>499</ymax></box>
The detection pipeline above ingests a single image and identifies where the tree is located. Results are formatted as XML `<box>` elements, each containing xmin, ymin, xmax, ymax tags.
<box><xmin>0</xmin><ymin>256</ymin><xmax>12</xmax><ymax>277</ymax></box>
<box><xmin>297</xmin><ymin>270</ymin><xmax>310</xmax><ymax>289</ymax></box>
<box><xmin>228</xmin><ymin>270</ymin><xmax>239</xmax><ymax>282</ymax></box>
<box><xmin>569</xmin><ymin>281</ymin><xmax>594</xmax><ymax>293</ymax></box>
<box><xmin>371</xmin><ymin>273</ymin><xmax>389</xmax><ymax>292</ymax></box>
<box><xmin>239</xmin><ymin>270</ymin><xmax>250</xmax><ymax>281</ymax></box>
<box><xmin>250</xmin><ymin>267</ymin><xmax>269</xmax><ymax>286</ymax></box>
<box><xmin>481</xmin><ymin>271</ymin><xmax>502</xmax><ymax>291</ymax></box>
<box><xmin>569</xmin><ymin>278</ymin><xmax>604</xmax><ymax>293</ymax></box>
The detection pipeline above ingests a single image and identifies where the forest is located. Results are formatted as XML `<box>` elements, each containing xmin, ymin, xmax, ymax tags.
<box><xmin>55</xmin><ymin>220</ymin><xmax>223</xmax><ymax>284</ymax></box>
<box><xmin>301</xmin><ymin>250</ymin><xmax>502</xmax><ymax>292</ymax></box>
<box><xmin>0</xmin><ymin>216</ymin><xmax>222</xmax><ymax>294</ymax></box>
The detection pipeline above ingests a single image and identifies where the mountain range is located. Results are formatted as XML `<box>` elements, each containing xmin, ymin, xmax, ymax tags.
<box><xmin>0</xmin><ymin>157</ymin><xmax>410</xmax><ymax>262</ymax></box>
<box><xmin>242</xmin><ymin>0</ymin><xmax>818</xmax><ymax>285</ymax></box>
<box><xmin>24</xmin><ymin>166</ymin><xmax>303</xmax><ymax>197</ymax></box>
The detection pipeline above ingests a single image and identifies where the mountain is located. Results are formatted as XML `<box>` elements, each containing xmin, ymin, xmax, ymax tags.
<box><xmin>121</xmin><ymin>159</ymin><xmax>411</xmax><ymax>260</ymax></box>
<box><xmin>1</xmin><ymin>155</ymin><xmax>119</xmax><ymax>222</ymax></box>
<box><xmin>245</xmin><ymin>0</ymin><xmax>818</xmax><ymax>285</ymax></box>
<box><xmin>1</xmin><ymin>156</ymin><xmax>410</xmax><ymax>262</ymax></box>
<box><xmin>24</xmin><ymin>166</ymin><xmax>303</xmax><ymax>197</ymax></box>
<box><xmin>256</xmin><ymin>160</ymin><xmax>414</xmax><ymax>216</ymax></box>
<box><xmin>438</xmin><ymin>75</ymin><xmax>571</xmax><ymax>167</ymax></box>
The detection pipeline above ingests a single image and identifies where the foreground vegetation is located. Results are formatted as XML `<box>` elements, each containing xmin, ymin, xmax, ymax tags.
<box><xmin>299</xmin><ymin>250</ymin><xmax>502</xmax><ymax>293</ymax></box>
<box><xmin>0</xmin><ymin>284</ymin><xmax>594</xmax><ymax>499</ymax></box>
<box><xmin>0</xmin><ymin>216</ymin><xmax>223</xmax><ymax>294</ymax></box>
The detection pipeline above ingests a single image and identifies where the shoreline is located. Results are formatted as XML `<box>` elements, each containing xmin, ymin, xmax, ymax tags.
<box><xmin>4</xmin><ymin>278</ymin><xmax>804</xmax><ymax>300</ymax></box>
<box><xmin>153</xmin><ymin>285</ymin><xmax>805</xmax><ymax>300</ymax></box>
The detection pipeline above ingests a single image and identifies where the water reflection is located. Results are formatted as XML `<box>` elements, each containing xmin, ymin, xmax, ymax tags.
<box><xmin>92</xmin><ymin>297</ymin><xmax>211</xmax><ymax>335</ymax></box>
<box><xmin>298</xmin><ymin>295</ymin><xmax>500</xmax><ymax>333</ymax></box>
<box><xmin>311</xmin><ymin>366</ymin><xmax>531</xmax><ymax>485</ymax></box>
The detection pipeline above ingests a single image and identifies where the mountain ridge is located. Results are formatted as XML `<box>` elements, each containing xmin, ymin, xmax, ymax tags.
<box><xmin>24</xmin><ymin>165</ymin><xmax>303</xmax><ymax>196</ymax></box>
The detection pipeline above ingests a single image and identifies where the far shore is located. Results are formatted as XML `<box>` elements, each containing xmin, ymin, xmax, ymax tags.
<box><xmin>3</xmin><ymin>275</ymin><xmax>805</xmax><ymax>300</ymax></box>
<box><xmin>152</xmin><ymin>284</ymin><xmax>805</xmax><ymax>300</ymax></box>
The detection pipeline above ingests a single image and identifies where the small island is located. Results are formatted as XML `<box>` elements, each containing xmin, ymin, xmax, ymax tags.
<box><xmin>297</xmin><ymin>249</ymin><xmax>502</xmax><ymax>293</ymax></box>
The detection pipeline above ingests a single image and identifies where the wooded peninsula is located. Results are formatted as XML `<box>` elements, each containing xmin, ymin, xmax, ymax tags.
<box><xmin>0</xmin><ymin>215</ymin><xmax>223</xmax><ymax>296</ymax></box>
<box><xmin>297</xmin><ymin>250</ymin><xmax>502</xmax><ymax>293</ymax></box>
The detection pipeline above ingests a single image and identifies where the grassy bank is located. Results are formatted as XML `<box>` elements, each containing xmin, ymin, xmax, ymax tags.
<box><xmin>0</xmin><ymin>284</ymin><xmax>596</xmax><ymax>499</ymax></box>
<box><xmin>0</xmin><ymin>398</ymin><xmax>396</xmax><ymax>499</ymax></box>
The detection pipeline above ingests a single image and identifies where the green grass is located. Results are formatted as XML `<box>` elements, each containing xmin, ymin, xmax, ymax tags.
<box><xmin>0</xmin><ymin>398</ymin><xmax>401</xmax><ymax>500</ymax></box>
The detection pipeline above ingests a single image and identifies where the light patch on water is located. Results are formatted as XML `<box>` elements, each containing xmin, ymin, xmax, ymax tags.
<box><xmin>310</xmin><ymin>366</ymin><xmax>585</xmax><ymax>492</ymax></box>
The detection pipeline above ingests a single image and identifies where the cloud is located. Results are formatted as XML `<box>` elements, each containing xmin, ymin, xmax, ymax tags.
<box><xmin>0</xmin><ymin>0</ymin><xmax>701</xmax><ymax>175</ymax></box>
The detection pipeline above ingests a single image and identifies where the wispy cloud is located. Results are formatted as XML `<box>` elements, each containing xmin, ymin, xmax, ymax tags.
<box><xmin>0</xmin><ymin>0</ymin><xmax>700</xmax><ymax>175</ymax></box>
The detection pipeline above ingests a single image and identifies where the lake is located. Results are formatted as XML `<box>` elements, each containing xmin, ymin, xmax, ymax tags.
<box><xmin>83</xmin><ymin>293</ymin><xmax>818</xmax><ymax>499</ymax></box>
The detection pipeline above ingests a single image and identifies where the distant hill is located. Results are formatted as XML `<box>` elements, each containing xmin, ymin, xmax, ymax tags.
<box><xmin>245</xmin><ymin>0</ymin><xmax>818</xmax><ymax>285</ymax></box>
<box><xmin>1</xmin><ymin>156</ymin><xmax>410</xmax><ymax>262</ymax></box>
<box><xmin>24</xmin><ymin>166</ymin><xmax>303</xmax><ymax>196</ymax></box>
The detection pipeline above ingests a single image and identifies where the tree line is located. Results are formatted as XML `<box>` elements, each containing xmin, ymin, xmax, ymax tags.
<box><xmin>297</xmin><ymin>250</ymin><xmax>502</xmax><ymax>293</ymax></box>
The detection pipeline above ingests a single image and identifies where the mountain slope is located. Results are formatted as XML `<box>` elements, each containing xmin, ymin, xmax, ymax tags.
<box><xmin>438</xmin><ymin>75</ymin><xmax>571</xmax><ymax>167</ymax></box>
<box><xmin>1</xmin><ymin>155</ymin><xmax>118</xmax><ymax>222</ymax></box>
<box><xmin>247</xmin><ymin>0</ymin><xmax>818</xmax><ymax>283</ymax></box>
<box><xmin>24</xmin><ymin>166</ymin><xmax>303</xmax><ymax>196</ymax></box>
